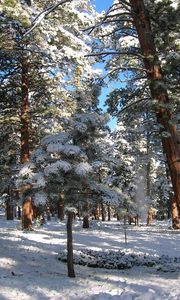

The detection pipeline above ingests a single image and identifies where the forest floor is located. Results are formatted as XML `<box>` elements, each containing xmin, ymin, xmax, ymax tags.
<box><xmin>0</xmin><ymin>213</ymin><xmax>180</xmax><ymax>300</ymax></box>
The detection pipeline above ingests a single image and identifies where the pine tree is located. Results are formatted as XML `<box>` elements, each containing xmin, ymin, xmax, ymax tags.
<box><xmin>90</xmin><ymin>0</ymin><xmax>180</xmax><ymax>228</ymax></box>
<box><xmin>0</xmin><ymin>0</ymin><xmax>99</xmax><ymax>223</ymax></box>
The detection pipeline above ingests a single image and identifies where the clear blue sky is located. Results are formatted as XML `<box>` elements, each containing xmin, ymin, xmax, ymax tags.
<box><xmin>92</xmin><ymin>0</ymin><xmax>113</xmax><ymax>12</ymax></box>
<box><xmin>92</xmin><ymin>0</ymin><xmax>117</xmax><ymax>129</ymax></box>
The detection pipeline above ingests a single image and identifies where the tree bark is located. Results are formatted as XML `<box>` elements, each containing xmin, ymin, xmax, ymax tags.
<box><xmin>22</xmin><ymin>196</ymin><xmax>34</xmax><ymax>230</ymax></box>
<box><xmin>6</xmin><ymin>198</ymin><xmax>14</xmax><ymax>220</ymax></box>
<box><xmin>57</xmin><ymin>192</ymin><xmax>64</xmax><ymax>221</ymax></box>
<box><xmin>101</xmin><ymin>202</ymin><xmax>106</xmax><ymax>221</ymax></box>
<box><xmin>82</xmin><ymin>182</ymin><xmax>89</xmax><ymax>228</ymax></box>
<box><xmin>6</xmin><ymin>185</ymin><xmax>14</xmax><ymax>220</ymax></box>
<box><xmin>147</xmin><ymin>207</ymin><xmax>153</xmax><ymax>226</ymax></box>
<box><xmin>66</xmin><ymin>211</ymin><xmax>75</xmax><ymax>278</ymax></box>
<box><xmin>20</xmin><ymin>56</ymin><xmax>30</xmax><ymax>164</ymax></box>
<box><xmin>46</xmin><ymin>201</ymin><xmax>51</xmax><ymax>221</ymax></box>
<box><xmin>93</xmin><ymin>203</ymin><xmax>100</xmax><ymax>220</ymax></box>
<box><xmin>171</xmin><ymin>195</ymin><xmax>180</xmax><ymax>229</ymax></box>
<box><xmin>130</xmin><ymin>0</ymin><xmax>180</xmax><ymax>219</ymax></box>
<box><xmin>107</xmin><ymin>205</ymin><xmax>111</xmax><ymax>221</ymax></box>
<box><xmin>17</xmin><ymin>206</ymin><xmax>21</xmax><ymax>220</ymax></box>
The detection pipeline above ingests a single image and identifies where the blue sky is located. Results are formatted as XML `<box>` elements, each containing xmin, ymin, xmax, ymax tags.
<box><xmin>92</xmin><ymin>0</ymin><xmax>118</xmax><ymax>129</ymax></box>
<box><xmin>92</xmin><ymin>0</ymin><xmax>113</xmax><ymax>12</ymax></box>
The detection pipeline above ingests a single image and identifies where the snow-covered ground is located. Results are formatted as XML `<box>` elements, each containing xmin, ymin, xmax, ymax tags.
<box><xmin>0</xmin><ymin>214</ymin><xmax>180</xmax><ymax>300</ymax></box>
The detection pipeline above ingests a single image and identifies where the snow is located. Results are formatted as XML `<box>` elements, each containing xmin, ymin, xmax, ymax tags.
<box><xmin>0</xmin><ymin>214</ymin><xmax>180</xmax><ymax>300</ymax></box>
<box><xmin>75</xmin><ymin>162</ymin><xmax>93</xmax><ymax>177</ymax></box>
<box><xmin>44</xmin><ymin>160</ymin><xmax>72</xmax><ymax>175</ymax></box>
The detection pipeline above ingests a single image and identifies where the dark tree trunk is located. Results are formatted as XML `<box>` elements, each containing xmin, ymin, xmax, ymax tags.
<box><xmin>17</xmin><ymin>206</ymin><xmax>21</xmax><ymax>220</ymax></box>
<box><xmin>101</xmin><ymin>202</ymin><xmax>106</xmax><ymax>221</ymax></box>
<box><xmin>22</xmin><ymin>196</ymin><xmax>33</xmax><ymax>230</ymax></box>
<box><xmin>57</xmin><ymin>192</ymin><xmax>64</xmax><ymax>221</ymax></box>
<box><xmin>130</xmin><ymin>0</ymin><xmax>180</xmax><ymax>221</ymax></box>
<box><xmin>6</xmin><ymin>186</ymin><xmax>14</xmax><ymax>220</ymax></box>
<box><xmin>83</xmin><ymin>214</ymin><xmax>89</xmax><ymax>228</ymax></box>
<box><xmin>46</xmin><ymin>202</ymin><xmax>51</xmax><ymax>221</ymax></box>
<box><xmin>92</xmin><ymin>204</ymin><xmax>100</xmax><ymax>220</ymax></box>
<box><xmin>107</xmin><ymin>205</ymin><xmax>111</xmax><ymax>221</ymax></box>
<box><xmin>20</xmin><ymin>56</ymin><xmax>35</xmax><ymax>228</ymax></box>
<box><xmin>6</xmin><ymin>198</ymin><xmax>14</xmax><ymax>220</ymax></box>
<box><xmin>66</xmin><ymin>212</ymin><xmax>75</xmax><ymax>278</ymax></box>
<box><xmin>77</xmin><ymin>205</ymin><xmax>81</xmax><ymax>219</ymax></box>
<box><xmin>82</xmin><ymin>182</ymin><xmax>89</xmax><ymax>228</ymax></box>
<box><xmin>20</xmin><ymin>56</ymin><xmax>30</xmax><ymax>164</ymax></box>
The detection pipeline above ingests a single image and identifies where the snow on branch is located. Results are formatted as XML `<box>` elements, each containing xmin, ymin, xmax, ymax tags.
<box><xmin>42</xmin><ymin>132</ymin><xmax>70</xmax><ymax>146</ymax></box>
<box><xmin>115</xmin><ymin>98</ymin><xmax>150</xmax><ymax>116</ymax></box>
<box><xmin>44</xmin><ymin>160</ymin><xmax>72</xmax><ymax>176</ymax></box>
<box><xmin>75</xmin><ymin>162</ymin><xmax>93</xmax><ymax>177</ymax></box>
<box><xmin>24</xmin><ymin>0</ymin><xmax>73</xmax><ymax>36</ymax></box>
<box><xmin>19</xmin><ymin>162</ymin><xmax>36</xmax><ymax>177</ymax></box>
<box><xmin>86</xmin><ymin>51</ymin><xmax>143</xmax><ymax>59</ymax></box>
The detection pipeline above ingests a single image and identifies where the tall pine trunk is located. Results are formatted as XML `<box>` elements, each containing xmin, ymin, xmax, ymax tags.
<box><xmin>171</xmin><ymin>195</ymin><xmax>180</xmax><ymax>229</ymax></box>
<box><xmin>66</xmin><ymin>211</ymin><xmax>75</xmax><ymax>277</ymax></box>
<box><xmin>130</xmin><ymin>0</ymin><xmax>180</xmax><ymax>223</ymax></box>
<box><xmin>107</xmin><ymin>205</ymin><xmax>111</xmax><ymax>221</ymax></box>
<box><xmin>57</xmin><ymin>192</ymin><xmax>64</xmax><ymax>221</ymax></box>
<box><xmin>20</xmin><ymin>56</ymin><xmax>34</xmax><ymax>229</ymax></box>
<box><xmin>101</xmin><ymin>201</ymin><xmax>106</xmax><ymax>221</ymax></box>
<box><xmin>22</xmin><ymin>196</ymin><xmax>34</xmax><ymax>230</ymax></box>
<box><xmin>82</xmin><ymin>182</ymin><xmax>89</xmax><ymax>228</ymax></box>
<box><xmin>20</xmin><ymin>56</ymin><xmax>30</xmax><ymax>164</ymax></box>
<box><xmin>147</xmin><ymin>207</ymin><xmax>153</xmax><ymax>226</ymax></box>
<box><xmin>165</xmin><ymin>163</ymin><xmax>180</xmax><ymax>229</ymax></box>
<box><xmin>6</xmin><ymin>199</ymin><xmax>14</xmax><ymax>220</ymax></box>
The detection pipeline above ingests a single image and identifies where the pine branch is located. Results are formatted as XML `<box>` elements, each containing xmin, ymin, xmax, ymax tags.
<box><xmin>102</xmin><ymin>18</ymin><xmax>133</xmax><ymax>25</ymax></box>
<box><xmin>102</xmin><ymin>66</ymin><xmax>149</xmax><ymax>80</ymax></box>
<box><xmin>86</xmin><ymin>51</ymin><xmax>143</xmax><ymax>59</ymax></box>
<box><xmin>100</xmin><ymin>27</ymin><xmax>137</xmax><ymax>38</ymax></box>
<box><xmin>24</xmin><ymin>0</ymin><xmax>73</xmax><ymax>36</ymax></box>
<box><xmin>115</xmin><ymin>98</ymin><xmax>150</xmax><ymax>115</ymax></box>
<box><xmin>103</xmin><ymin>12</ymin><xmax>132</xmax><ymax>20</ymax></box>
<box><xmin>82</xmin><ymin>3</ymin><xmax>116</xmax><ymax>34</ymax></box>
<box><xmin>83</xmin><ymin>1</ymin><xmax>132</xmax><ymax>34</ymax></box>
<box><xmin>117</xmin><ymin>76</ymin><xmax>147</xmax><ymax>83</ymax></box>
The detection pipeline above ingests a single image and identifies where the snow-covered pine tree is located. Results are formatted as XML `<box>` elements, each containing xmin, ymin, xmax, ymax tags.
<box><xmin>89</xmin><ymin>0</ymin><xmax>180</xmax><ymax>228</ymax></box>
<box><xmin>0</xmin><ymin>0</ymin><xmax>99</xmax><ymax>221</ymax></box>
